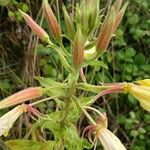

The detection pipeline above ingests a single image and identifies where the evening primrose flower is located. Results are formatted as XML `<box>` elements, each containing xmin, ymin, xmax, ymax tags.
<box><xmin>0</xmin><ymin>104</ymin><xmax>27</xmax><ymax>136</ymax></box>
<box><xmin>125</xmin><ymin>82</ymin><xmax>150</xmax><ymax>112</ymax></box>
<box><xmin>136</xmin><ymin>79</ymin><xmax>150</xmax><ymax>87</ymax></box>
<box><xmin>83</xmin><ymin>113</ymin><xmax>126</xmax><ymax>150</ymax></box>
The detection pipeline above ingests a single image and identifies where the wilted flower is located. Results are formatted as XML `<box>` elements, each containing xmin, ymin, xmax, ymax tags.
<box><xmin>125</xmin><ymin>82</ymin><xmax>150</xmax><ymax>112</ymax></box>
<box><xmin>19</xmin><ymin>10</ymin><xmax>51</xmax><ymax>44</ymax></box>
<box><xmin>82</xmin><ymin>113</ymin><xmax>126</xmax><ymax>150</ymax></box>
<box><xmin>96</xmin><ymin>127</ymin><xmax>126</xmax><ymax>150</ymax></box>
<box><xmin>0</xmin><ymin>104</ymin><xmax>27</xmax><ymax>136</ymax></box>
<box><xmin>0</xmin><ymin>87</ymin><xmax>43</xmax><ymax>109</ymax></box>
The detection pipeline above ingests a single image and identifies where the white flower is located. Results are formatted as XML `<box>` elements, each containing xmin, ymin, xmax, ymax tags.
<box><xmin>0</xmin><ymin>105</ymin><xmax>27</xmax><ymax>136</ymax></box>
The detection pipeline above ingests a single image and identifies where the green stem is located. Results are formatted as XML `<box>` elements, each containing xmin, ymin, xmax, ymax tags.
<box><xmin>30</xmin><ymin>96</ymin><xmax>56</xmax><ymax>106</ymax></box>
<box><xmin>72</xmin><ymin>97</ymin><xmax>97</xmax><ymax>125</ymax></box>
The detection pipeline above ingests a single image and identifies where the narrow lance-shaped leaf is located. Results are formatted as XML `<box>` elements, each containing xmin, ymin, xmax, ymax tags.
<box><xmin>62</xmin><ymin>5</ymin><xmax>75</xmax><ymax>41</ymax></box>
<box><xmin>19</xmin><ymin>10</ymin><xmax>51</xmax><ymax>44</ymax></box>
<box><xmin>43</xmin><ymin>0</ymin><xmax>62</xmax><ymax>42</ymax></box>
<box><xmin>0</xmin><ymin>87</ymin><xmax>43</xmax><ymax>109</ymax></box>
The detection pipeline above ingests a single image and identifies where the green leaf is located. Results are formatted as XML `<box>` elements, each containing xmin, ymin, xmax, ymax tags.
<box><xmin>0</xmin><ymin>0</ymin><xmax>11</xmax><ymax>6</ymax></box>
<box><xmin>36</xmin><ymin>77</ymin><xmax>67</xmax><ymax>97</ymax></box>
<box><xmin>87</xmin><ymin>60</ymin><xmax>108</xmax><ymax>69</ymax></box>
<box><xmin>125</xmin><ymin>47</ymin><xmax>136</xmax><ymax>58</ymax></box>
<box><xmin>5</xmin><ymin>140</ymin><xmax>55</xmax><ymax>150</ymax></box>
<box><xmin>135</xmin><ymin>53</ymin><xmax>145</xmax><ymax>65</ymax></box>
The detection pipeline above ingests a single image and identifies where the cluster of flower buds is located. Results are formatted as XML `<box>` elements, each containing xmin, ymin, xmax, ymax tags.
<box><xmin>19</xmin><ymin>0</ymin><xmax>62</xmax><ymax>44</ymax></box>
<box><xmin>96</xmin><ymin>0</ymin><xmax>129</xmax><ymax>55</ymax></box>
<box><xmin>77</xmin><ymin>0</ymin><xmax>100</xmax><ymax>37</ymax></box>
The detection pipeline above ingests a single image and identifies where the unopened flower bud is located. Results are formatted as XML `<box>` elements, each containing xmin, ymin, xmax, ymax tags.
<box><xmin>0</xmin><ymin>87</ymin><xmax>43</xmax><ymax>109</ymax></box>
<box><xmin>96</xmin><ymin>7</ymin><xmax>115</xmax><ymax>55</ymax></box>
<box><xmin>73</xmin><ymin>27</ymin><xmax>84</xmax><ymax>69</ymax></box>
<box><xmin>19</xmin><ymin>10</ymin><xmax>51</xmax><ymax>44</ymax></box>
<box><xmin>43</xmin><ymin>0</ymin><xmax>62</xmax><ymax>42</ymax></box>
<box><xmin>113</xmin><ymin>2</ymin><xmax>129</xmax><ymax>33</ymax></box>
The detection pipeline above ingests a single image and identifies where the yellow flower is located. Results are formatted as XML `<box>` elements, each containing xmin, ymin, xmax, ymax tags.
<box><xmin>126</xmin><ymin>82</ymin><xmax>150</xmax><ymax>112</ymax></box>
<box><xmin>136</xmin><ymin>79</ymin><xmax>150</xmax><ymax>87</ymax></box>
<box><xmin>0</xmin><ymin>105</ymin><xmax>27</xmax><ymax>136</ymax></box>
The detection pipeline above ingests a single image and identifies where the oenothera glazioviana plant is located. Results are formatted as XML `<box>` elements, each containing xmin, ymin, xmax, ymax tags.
<box><xmin>0</xmin><ymin>0</ymin><xmax>149</xmax><ymax>149</ymax></box>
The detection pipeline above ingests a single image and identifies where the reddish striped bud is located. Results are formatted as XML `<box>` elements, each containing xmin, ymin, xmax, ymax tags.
<box><xmin>96</xmin><ymin>7</ymin><xmax>115</xmax><ymax>54</ymax></box>
<box><xmin>113</xmin><ymin>2</ymin><xmax>129</xmax><ymax>33</ymax></box>
<box><xmin>43</xmin><ymin>0</ymin><xmax>62</xmax><ymax>42</ymax></box>
<box><xmin>0</xmin><ymin>87</ymin><xmax>43</xmax><ymax>109</ymax></box>
<box><xmin>73</xmin><ymin>27</ymin><xmax>84</xmax><ymax>69</ymax></box>
<box><xmin>19</xmin><ymin>10</ymin><xmax>51</xmax><ymax>44</ymax></box>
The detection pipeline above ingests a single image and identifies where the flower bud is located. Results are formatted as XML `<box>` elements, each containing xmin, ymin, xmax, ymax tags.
<box><xmin>19</xmin><ymin>10</ymin><xmax>51</xmax><ymax>44</ymax></box>
<box><xmin>113</xmin><ymin>2</ymin><xmax>129</xmax><ymax>33</ymax></box>
<box><xmin>96</xmin><ymin>7</ymin><xmax>115</xmax><ymax>55</ymax></box>
<box><xmin>0</xmin><ymin>87</ymin><xmax>43</xmax><ymax>109</ymax></box>
<box><xmin>43</xmin><ymin>0</ymin><xmax>62</xmax><ymax>42</ymax></box>
<box><xmin>73</xmin><ymin>27</ymin><xmax>84</xmax><ymax>69</ymax></box>
<box><xmin>0</xmin><ymin>104</ymin><xmax>27</xmax><ymax>136</ymax></box>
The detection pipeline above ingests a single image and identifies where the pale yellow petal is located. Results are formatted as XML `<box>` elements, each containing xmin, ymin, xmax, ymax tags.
<box><xmin>136</xmin><ymin>79</ymin><xmax>150</xmax><ymax>87</ymax></box>
<box><xmin>127</xmin><ymin>83</ymin><xmax>150</xmax><ymax>112</ymax></box>
<box><xmin>127</xmin><ymin>83</ymin><xmax>150</xmax><ymax>101</ymax></box>
<box><xmin>97</xmin><ymin>127</ymin><xmax>126</xmax><ymax>150</ymax></box>
<box><xmin>139</xmin><ymin>99</ymin><xmax>150</xmax><ymax>112</ymax></box>
<box><xmin>0</xmin><ymin>105</ymin><xmax>26</xmax><ymax>136</ymax></box>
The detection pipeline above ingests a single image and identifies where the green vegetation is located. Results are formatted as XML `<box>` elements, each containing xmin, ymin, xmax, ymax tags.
<box><xmin>0</xmin><ymin>0</ymin><xmax>149</xmax><ymax>150</ymax></box>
